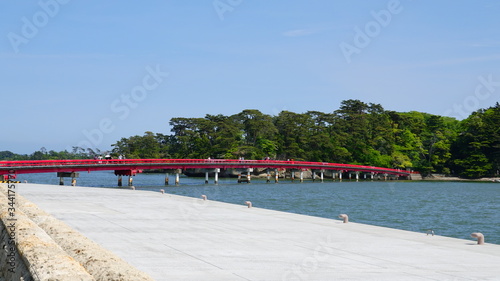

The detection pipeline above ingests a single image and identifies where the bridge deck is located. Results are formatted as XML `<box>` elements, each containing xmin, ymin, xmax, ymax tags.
<box><xmin>0</xmin><ymin>159</ymin><xmax>415</xmax><ymax>176</ymax></box>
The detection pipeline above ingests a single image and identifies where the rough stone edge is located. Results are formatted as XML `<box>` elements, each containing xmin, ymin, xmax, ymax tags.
<box><xmin>0</xmin><ymin>184</ymin><xmax>155</xmax><ymax>281</ymax></box>
<box><xmin>0</xmin><ymin>184</ymin><xmax>95</xmax><ymax>281</ymax></box>
<box><xmin>0</xmin><ymin>208</ymin><xmax>31</xmax><ymax>281</ymax></box>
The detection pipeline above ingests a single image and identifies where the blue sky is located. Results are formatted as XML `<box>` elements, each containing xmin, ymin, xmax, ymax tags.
<box><xmin>1</xmin><ymin>0</ymin><xmax>500</xmax><ymax>154</ymax></box>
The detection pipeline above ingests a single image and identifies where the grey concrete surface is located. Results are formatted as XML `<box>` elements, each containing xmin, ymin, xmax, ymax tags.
<box><xmin>15</xmin><ymin>183</ymin><xmax>500</xmax><ymax>281</ymax></box>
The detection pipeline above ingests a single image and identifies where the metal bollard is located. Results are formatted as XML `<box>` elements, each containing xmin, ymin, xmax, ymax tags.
<box><xmin>338</xmin><ymin>214</ymin><xmax>349</xmax><ymax>223</ymax></box>
<box><xmin>471</xmin><ymin>232</ymin><xmax>484</xmax><ymax>245</ymax></box>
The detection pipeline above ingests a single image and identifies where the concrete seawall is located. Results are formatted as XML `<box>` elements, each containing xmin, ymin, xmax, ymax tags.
<box><xmin>0</xmin><ymin>189</ymin><xmax>95</xmax><ymax>280</ymax></box>
<box><xmin>0</xmin><ymin>183</ymin><xmax>154</xmax><ymax>281</ymax></box>
<box><xmin>2</xmin><ymin>183</ymin><xmax>500</xmax><ymax>280</ymax></box>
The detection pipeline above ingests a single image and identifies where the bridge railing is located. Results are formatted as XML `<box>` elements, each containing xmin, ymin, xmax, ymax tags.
<box><xmin>0</xmin><ymin>159</ymin><xmax>418</xmax><ymax>175</ymax></box>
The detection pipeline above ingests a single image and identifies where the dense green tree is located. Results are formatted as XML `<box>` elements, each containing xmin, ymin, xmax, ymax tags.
<box><xmin>204</xmin><ymin>114</ymin><xmax>243</xmax><ymax>159</ymax></box>
<box><xmin>0</xmin><ymin>147</ymin><xmax>95</xmax><ymax>161</ymax></box>
<box><xmin>334</xmin><ymin>100</ymin><xmax>374</xmax><ymax>165</ymax></box>
<box><xmin>0</xmin><ymin>151</ymin><xmax>17</xmax><ymax>160</ymax></box>
<box><xmin>112</xmin><ymin>131</ymin><xmax>169</xmax><ymax>159</ymax></box>
<box><xmin>274</xmin><ymin>111</ymin><xmax>313</xmax><ymax>160</ymax></box>
<box><xmin>234</xmin><ymin>110</ymin><xmax>277</xmax><ymax>159</ymax></box>
<box><xmin>451</xmin><ymin>104</ymin><xmax>500</xmax><ymax>178</ymax></box>
<box><xmin>168</xmin><ymin>117</ymin><xmax>212</xmax><ymax>158</ymax></box>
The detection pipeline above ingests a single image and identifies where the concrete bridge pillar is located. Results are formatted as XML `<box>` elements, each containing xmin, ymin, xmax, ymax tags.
<box><xmin>291</xmin><ymin>170</ymin><xmax>295</xmax><ymax>182</ymax></box>
<box><xmin>266</xmin><ymin>169</ymin><xmax>271</xmax><ymax>183</ymax></box>
<box><xmin>237</xmin><ymin>168</ymin><xmax>250</xmax><ymax>183</ymax></box>
<box><xmin>371</xmin><ymin>172</ymin><xmax>374</xmax><ymax>181</ymax></box>
<box><xmin>312</xmin><ymin>171</ymin><xmax>316</xmax><ymax>182</ymax></box>
<box><xmin>205</xmin><ymin>171</ymin><xmax>209</xmax><ymax>184</ymax></box>
<box><xmin>275</xmin><ymin>169</ymin><xmax>279</xmax><ymax>183</ymax></box>
<box><xmin>339</xmin><ymin>171</ymin><xmax>343</xmax><ymax>181</ymax></box>
<box><xmin>300</xmin><ymin>170</ymin><xmax>304</xmax><ymax>182</ymax></box>
<box><xmin>215</xmin><ymin>168</ymin><xmax>219</xmax><ymax>184</ymax></box>
<box><xmin>246</xmin><ymin>168</ymin><xmax>251</xmax><ymax>183</ymax></box>
<box><xmin>320</xmin><ymin>170</ymin><xmax>324</xmax><ymax>182</ymax></box>
<box><xmin>128</xmin><ymin>176</ymin><xmax>133</xmax><ymax>186</ymax></box>
<box><xmin>115</xmin><ymin>170</ymin><xmax>136</xmax><ymax>187</ymax></box>
<box><xmin>175</xmin><ymin>169</ymin><xmax>181</xmax><ymax>185</ymax></box>
<box><xmin>165</xmin><ymin>173</ymin><xmax>169</xmax><ymax>185</ymax></box>
<box><xmin>57</xmin><ymin>172</ymin><xmax>79</xmax><ymax>186</ymax></box>
<box><xmin>356</xmin><ymin>171</ymin><xmax>359</xmax><ymax>182</ymax></box>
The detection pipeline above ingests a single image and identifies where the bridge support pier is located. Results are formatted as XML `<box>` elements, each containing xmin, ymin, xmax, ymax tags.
<box><xmin>300</xmin><ymin>170</ymin><xmax>304</xmax><ymax>182</ymax></box>
<box><xmin>275</xmin><ymin>169</ymin><xmax>279</xmax><ymax>183</ymax></box>
<box><xmin>215</xmin><ymin>168</ymin><xmax>219</xmax><ymax>184</ymax></box>
<box><xmin>57</xmin><ymin>172</ymin><xmax>79</xmax><ymax>186</ymax></box>
<box><xmin>312</xmin><ymin>171</ymin><xmax>316</xmax><ymax>182</ymax></box>
<box><xmin>175</xmin><ymin>171</ymin><xmax>180</xmax><ymax>185</ymax></box>
<box><xmin>237</xmin><ymin>168</ymin><xmax>250</xmax><ymax>183</ymax></box>
<box><xmin>320</xmin><ymin>170</ymin><xmax>324</xmax><ymax>182</ymax></box>
<box><xmin>115</xmin><ymin>170</ymin><xmax>138</xmax><ymax>187</ymax></box>
<box><xmin>291</xmin><ymin>170</ymin><xmax>295</xmax><ymax>182</ymax></box>
<box><xmin>165</xmin><ymin>173</ymin><xmax>169</xmax><ymax>185</ymax></box>
<box><xmin>246</xmin><ymin>168</ymin><xmax>252</xmax><ymax>184</ymax></box>
<box><xmin>266</xmin><ymin>169</ymin><xmax>270</xmax><ymax>183</ymax></box>
<box><xmin>339</xmin><ymin>171</ymin><xmax>343</xmax><ymax>181</ymax></box>
<box><xmin>205</xmin><ymin>171</ymin><xmax>209</xmax><ymax>184</ymax></box>
<box><xmin>356</xmin><ymin>171</ymin><xmax>359</xmax><ymax>182</ymax></box>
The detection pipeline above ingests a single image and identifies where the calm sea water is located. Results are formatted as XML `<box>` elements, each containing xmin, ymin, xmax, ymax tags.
<box><xmin>18</xmin><ymin>171</ymin><xmax>500</xmax><ymax>244</ymax></box>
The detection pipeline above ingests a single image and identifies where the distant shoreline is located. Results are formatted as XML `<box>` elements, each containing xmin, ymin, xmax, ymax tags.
<box><xmin>422</xmin><ymin>175</ymin><xmax>500</xmax><ymax>182</ymax></box>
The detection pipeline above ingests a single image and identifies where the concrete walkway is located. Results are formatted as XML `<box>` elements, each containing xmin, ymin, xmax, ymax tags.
<box><xmin>15</xmin><ymin>183</ymin><xmax>500</xmax><ymax>280</ymax></box>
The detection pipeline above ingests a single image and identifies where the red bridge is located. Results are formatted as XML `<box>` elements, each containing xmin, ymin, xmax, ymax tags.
<box><xmin>0</xmin><ymin>159</ymin><xmax>419</xmax><ymax>185</ymax></box>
